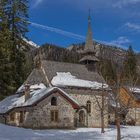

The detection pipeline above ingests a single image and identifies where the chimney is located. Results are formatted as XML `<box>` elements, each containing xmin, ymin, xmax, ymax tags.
<box><xmin>24</xmin><ymin>84</ymin><xmax>30</xmax><ymax>102</ymax></box>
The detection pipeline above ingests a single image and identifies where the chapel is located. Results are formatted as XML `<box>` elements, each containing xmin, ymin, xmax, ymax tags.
<box><xmin>0</xmin><ymin>13</ymin><xmax>110</xmax><ymax>129</ymax></box>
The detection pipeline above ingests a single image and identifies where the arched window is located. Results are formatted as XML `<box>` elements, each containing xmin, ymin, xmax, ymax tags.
<box><xmin>79</xmin><ymin>110</ymin><xmax>85</xmax><ymax>123</ymax></box>
<box><xmin>87</xmin><ymin>101</ymin><xmax>91</xmax><ymax>113</ymax></box>
<box><xmin>51</xmin><ymin>97</ymin><xmax>57</xmax><ymax>106</ymax></box>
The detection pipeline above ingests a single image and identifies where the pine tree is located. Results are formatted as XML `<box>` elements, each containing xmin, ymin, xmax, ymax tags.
<box><xmin>123</xmin><ymin>46</ymin><xmax>137</xmax><ymax>84</ymax></box>
<box><xmin>0</xmin><ymin>0</ymin><xmax>29</xmax><ymax>99</ymax></box>
<box><xmin>0</xmin><ymin>0</ymin><xmax>16</xmax><ymax>99</ymax></box>
<box><xmin>98</xmin><ymin>59</ymin><xmax>117</xmax><ymax>83</ymax></box>
<box><xmin>7</xmin><ymin>0</ymin><xmax>29</xmax><ymax>87</ymax></box>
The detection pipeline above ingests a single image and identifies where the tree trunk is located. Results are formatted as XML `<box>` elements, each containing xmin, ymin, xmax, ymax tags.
<box><xmin>116</xmin><ymin>116</ymin><xmax>121</xmax><ymax>140</ymax></box>
<box><xmin>101</xmin><ymin>93</ymin><xmax>105</xmax><ymax>133</ymax></box>
<box><xmin>101</xmin><ymin>111</ymin><xmax>105</xmax><ymax>133</ymax></box>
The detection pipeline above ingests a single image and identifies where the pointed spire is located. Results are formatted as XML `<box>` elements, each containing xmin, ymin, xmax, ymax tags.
<box><xmin>79</xmin><ymin>10</ymin><xmax>99</xmax><ymax>70</ymax></box>
<box><xmin>85</xmin><ymin>9</ymin><xmax>94</xmax><ymax>51</ymax></box>
<box><xmin>88</xmin><ymin>9</ymin><xmax>91</xmax><ymax>22</ymax></box>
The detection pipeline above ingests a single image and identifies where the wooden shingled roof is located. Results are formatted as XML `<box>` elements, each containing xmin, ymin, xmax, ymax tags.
<box><xmin>121</xmin><ymin>87</ymin><xmax>140</xmax><ymax>102</ymax></box>
<box><xmin>79</xmin><ymin>55</ymin><xmax>99</xmax><ymax>63</ymax></box>
<box><xmin>25</xmin><ymin>60</ymin><xmax>106</xmax><ymax>88</ymax></box>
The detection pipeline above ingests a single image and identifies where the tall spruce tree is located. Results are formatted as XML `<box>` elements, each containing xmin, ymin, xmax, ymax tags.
<box><xmin>8</xmin><ymin>0</ymin><xmax>29</xmax><ymax>87</ymax></box>
<box><xmin>98</xmin><ymin>59</ymin><xmax>117</xmax><ymax>83</ymax></box>
<box><xmin>123</xmin><ymin>46</ymin><xmax>137</xmax><ymax>84</ymax></box>
<box><xmin>0</xmin><ymin>0</ymin><xmax>15</xmax><ymax>99</ymax></box>
<box><xmin>0</xmin><ymin>0</ymin><xmax>29</xmax><ymax>99</ymax></box>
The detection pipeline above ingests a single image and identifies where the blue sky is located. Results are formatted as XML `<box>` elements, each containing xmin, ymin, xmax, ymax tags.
<box><xmin>28</xmin><ymin>0</ymin><xmax>140</xmax><ymax>52</ymax></box>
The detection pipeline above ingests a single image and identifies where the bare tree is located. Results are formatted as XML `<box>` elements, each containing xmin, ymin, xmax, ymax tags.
<box><xmin>96</xmin><ymin>45</ymin><xmax>139</xmax><ymax>139</ymax></box>
<box><xmin>93</xmin><ymin>83</ymin><xmax>109</xmax><ymax>133</ymax></box>
<box><xmin>109</xmin><ymin>74</ymin><xmax>139</xmax><ymax>140</ymax></box>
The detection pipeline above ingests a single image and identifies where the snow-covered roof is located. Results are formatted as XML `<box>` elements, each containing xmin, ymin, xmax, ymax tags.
<box><xmin>0</xmin><ymin>83</ymin><xmax>79</xmax><ymax>114</ymax></box>
<box><xmin>129</xmin><ymin>87</ymin><xmax>140</xmax><ymax>93</ymax></box>
<box><xmin>128</xmin><ymin>87</ymin><xmax>140</xmax><ymax>101</ymax></box>
<box><xmin>17</xmin><ymin>83</ymin><xmax>46</xmax><ymax>93</ymax></box>
<box><xmin>51</xmin><ymin>72</ymin><xmax>109</xmax><ymax>90</ymax></box>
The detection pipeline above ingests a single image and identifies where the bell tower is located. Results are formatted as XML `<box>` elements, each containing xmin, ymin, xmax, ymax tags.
<box><xmin>79</xmin><ymin>10</ymin><xmax>99</xmax><ymax>71</ymax></box>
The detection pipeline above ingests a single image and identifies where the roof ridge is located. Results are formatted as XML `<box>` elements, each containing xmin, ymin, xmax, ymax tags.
<box><xmin>42</xmin><ymin>60</ymin><xmax>83</xmax><ymax>66</ymax></box>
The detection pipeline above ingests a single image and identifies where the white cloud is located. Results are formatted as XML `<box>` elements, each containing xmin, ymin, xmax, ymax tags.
<box><xmin>124</xmin><ymin>22</ymin><xmax>140</xmax><ymax>32</ymax></box>
<box><xmin>32</xmin><ymin>0</ymin><xmax>44</xmax><ymax>8</ymax></box>
<box><xmin>29</xmin><ymin>21</ymin><xmax>85</xmax><ymax>40</ymax></box>
<box><xmin>110</xmin><ymin>36</ymin><xmax>131</xmax><ymax>46</ymax></box>
<box><xmin>113</xmin><ymin>0</ymin><xmax>140</xmax><ymax>8</ymax></box>
<box><xmin>29</xmin><ymin>21</ymin><xmax>130</xmax><ymax>49</ymax></box>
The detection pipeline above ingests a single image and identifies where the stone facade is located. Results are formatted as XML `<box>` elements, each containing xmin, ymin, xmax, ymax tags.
<box><xmin>3</xmin><ymin>90</ymin><xmax>108</xmax><ymax>129</ymax></box>
<box><xmin>0</xmin><ymin>115</ymin><xmax>5</xmax><ymax>124</ymax></box>
<box><xmin>6</xmin><ymin>92</ymin><xmax>76</xmax><ymax>129</ymax></box>
<box><xmin>69</xmin><ymin>92</ymin><xmax>108</xmax><ymax>128</ymax></box>
<box><xmin>126</xmin><ymin>108</ymin><xmax>140</xmax><ymax>126</ymax></box>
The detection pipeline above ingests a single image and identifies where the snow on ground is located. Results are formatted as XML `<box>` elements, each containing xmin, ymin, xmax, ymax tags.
<box><xmin>51</xmin><ymin>72</ymin><xmax>108</xmax><ymax>89</ymax></box>
<box><xmin>0</xmin><ymin>124</ymin><xmax>140</xmax><ymax>140</ymax></box>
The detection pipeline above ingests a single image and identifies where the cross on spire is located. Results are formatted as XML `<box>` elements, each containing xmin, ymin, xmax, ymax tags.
<box><xmin>88</xmin><ymin>9</ymin><xmax>91</xmax><ymax>22</ymax></box>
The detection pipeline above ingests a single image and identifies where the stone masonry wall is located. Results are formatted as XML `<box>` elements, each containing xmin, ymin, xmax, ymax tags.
<box><xmin>68</xmin><ymin>90</ymin><xmax>108</xmax><ymax>128</ymax></box>
<box><xmin>5</xmin><ymin>89</ymin><xmax>108</xmax><ymax>128</ymax></box>
<box><xmin>6</xmin><ymin>92</ymin><xmax>75</xmax><ymax>129</ymax></box>
<box><xmin>126</xmin><ymin>108</ymin><xmax>140</xmax><ymax>125</ymax></box>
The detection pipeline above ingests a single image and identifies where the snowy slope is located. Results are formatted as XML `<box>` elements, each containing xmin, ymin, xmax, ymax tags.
<box><xmin>23</xmin><ymin>38</ymin><xmax>40</xmax><ymax>48</ymax></box>
<box><xmin>0</xmin><ymin>124</ymin><xmax>140</xmax><ymax>140</ymax></box>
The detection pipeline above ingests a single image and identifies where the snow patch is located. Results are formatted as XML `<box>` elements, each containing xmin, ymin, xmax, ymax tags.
<box><xmin>51</xmin><ymin>72</ymin><xmax>108</xmax><ymax>89</ymax></box>
<box><xmin>129</xmin><ymin>87</ymin><xmax>140</xmax><ymax>93</ymax></box>
<box><xmin>17</xmin><ymin>83</ymin><xmax>46</xmax><ymax>93</ymax></box>
<box><xmin>23</xmin><ymin>38</ymin><xmax>39</xmax><ymax>48</ymax></box>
